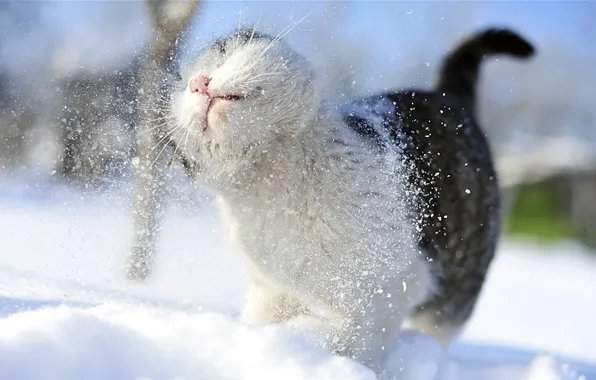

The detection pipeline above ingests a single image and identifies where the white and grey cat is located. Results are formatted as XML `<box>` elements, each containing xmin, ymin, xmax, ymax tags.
<box><xmin>166</xmin><ymin>27</ymin><xmax>535</xmax><ymax>369</ymax></box>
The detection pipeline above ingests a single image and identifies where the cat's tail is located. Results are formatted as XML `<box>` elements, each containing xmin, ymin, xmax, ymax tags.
<box><xmin>436</xmin><ymin>28</ymin><xmax>535</xmax><ymax>114</ymax></box>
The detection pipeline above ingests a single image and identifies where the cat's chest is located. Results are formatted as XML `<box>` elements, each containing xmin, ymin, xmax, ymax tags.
<box><xmin>217</xmin><ymin>195</ymin><xmax>330</xmax><ymax>281</ymax></box>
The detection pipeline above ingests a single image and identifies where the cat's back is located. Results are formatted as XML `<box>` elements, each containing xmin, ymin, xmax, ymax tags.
<box><xmin>343</xmin><ymin>89</ymin><xmax>500</xmax><ymax>267</ymax></box>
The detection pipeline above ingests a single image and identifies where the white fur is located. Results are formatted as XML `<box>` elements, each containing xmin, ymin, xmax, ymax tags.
<box><xmin>169</xmin><ymin>31</ymin><xmax>435</xmax><ymax>369</ymax></box>
<box><xmin>406</xmin><ymin>309</ymin><xmax>462</xmax><ymax>348</ymax></box>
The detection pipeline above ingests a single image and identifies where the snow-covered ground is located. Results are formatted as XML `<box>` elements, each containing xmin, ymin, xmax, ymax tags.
<box><xmin>0</xmin><ymin>178</ymin><xmax>595</xmax><ymax>380</ymax></box>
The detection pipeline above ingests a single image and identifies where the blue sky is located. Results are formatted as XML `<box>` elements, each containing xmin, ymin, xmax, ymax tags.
<box><xmin>167</xmin><ymin>1</ymin><xmax>594</xmax><ymax>91</ymax></box>
<box><xmin>4</xmin><ymin>1</ymin><xmax>595</xmax><ymax>86</ymax></box>
<box><xmin>2</xmin><ymin>1</ymin><xmax>594</xmax><ymax>150</ymax></box>
<box><xmin>183</xmin><ymin>1</ymin><xmax>594</xmax><ymax>51</ymax></box>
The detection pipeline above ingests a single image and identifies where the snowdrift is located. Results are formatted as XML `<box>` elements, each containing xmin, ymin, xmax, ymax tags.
<box><xmin>0</xmin><ymin>301</ymin><xmax>591</xmax><ymax>380</ymax></box>
<box><xmin>0</xmin><ymin>180</ymin><xmax>594</xmax><ymax>379</ymax></box>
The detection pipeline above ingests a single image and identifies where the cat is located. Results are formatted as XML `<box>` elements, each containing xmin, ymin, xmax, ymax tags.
<box><xmin>165</xmin><ymin>27</ymin><xmax>535</xmax><ymax>369</ymax></box>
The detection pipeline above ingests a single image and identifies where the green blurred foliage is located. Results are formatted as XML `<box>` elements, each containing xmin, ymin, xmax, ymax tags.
<box><xmin>505</xmin><ymin>183</ymin><xmax>577</xmax><ymax>243</ymax></box>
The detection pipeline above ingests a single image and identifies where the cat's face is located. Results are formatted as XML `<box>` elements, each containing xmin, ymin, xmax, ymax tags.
<box><xmin>169</xmin><ymin>28</ymin><xmax>318</xmax><ymax>177</ymax></box>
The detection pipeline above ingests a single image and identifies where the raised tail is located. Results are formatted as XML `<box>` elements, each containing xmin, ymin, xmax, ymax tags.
<box><xmin>436</xmin><ymin>28</ymin><xmax>535</xmax><ymax>114</ymax></box>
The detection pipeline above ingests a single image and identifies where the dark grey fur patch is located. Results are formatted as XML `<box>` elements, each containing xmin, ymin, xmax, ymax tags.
<box><xmin>340</xmin><ymin>27</ymin><xmax>534</xmax><ymax>329</ymax></box>
<box><xmin>213</xmin><ymin>28</ymin><xmax>275</xmax><ymax>55</ymax></box>
<box><xmin>342</xmin><ymin>88</ymin><xmax>500</xmax><ymax>328</ymax></box>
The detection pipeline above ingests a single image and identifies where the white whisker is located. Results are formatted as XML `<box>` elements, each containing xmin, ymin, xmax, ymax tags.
<box><xmin>151</xmin><ymin>125</ymin><xmax>187</xmax><ymax>167</ymax></box>
<box><xmin>138</xmin><ymin>122</ymin><xmax>174</xmax><ymax>137</ymax></box>
<box><xmin>151</xmin><ymin>124</ymin><xmax>183</xmax><ymax>152</ymax></box>
<box><xmin>244</xmin><ymin>72</ymin><xmax>284</xmax><ymax>83</ymax></box>
<box><xmin>247</xmin><ymin>15</ymin><xmax>262</xmax><ymax>48</ymax></box>
<box><xmin>238</xmin><ymin>12</ymin><xmax>312</xmax><ymax>82</ymax></box>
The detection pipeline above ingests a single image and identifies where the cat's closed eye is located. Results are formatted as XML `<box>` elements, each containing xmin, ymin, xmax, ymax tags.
<box><xmin>214</xmin><ymin>40</ymin><xmax>227</xmax><ymax>55</ymax></box>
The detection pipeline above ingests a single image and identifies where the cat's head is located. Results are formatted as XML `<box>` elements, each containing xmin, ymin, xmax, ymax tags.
<box><xmin>169</xmin><ymin>28</ymin><xmax>319</xmax><ymax>185</ymax></box>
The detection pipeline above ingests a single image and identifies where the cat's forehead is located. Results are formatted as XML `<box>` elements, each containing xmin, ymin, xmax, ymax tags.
<box><xmin>184</xmin><ymin>28</ymin><xmax>278</xmax><ymax>80</ymax></box>
<box><xmin>211</xmin><ymin>28</ymin><xmax>275</xmax><ymax>54</ymax></box>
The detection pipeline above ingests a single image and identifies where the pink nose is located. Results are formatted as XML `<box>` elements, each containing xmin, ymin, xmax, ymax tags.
<box><xmin>189</xmin><ymin>75</ymin><xmax>211</xmax><ymax>95</ymax></box>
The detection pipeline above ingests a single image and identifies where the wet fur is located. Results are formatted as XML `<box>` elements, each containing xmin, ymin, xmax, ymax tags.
<box><xmin>167</xmin><ymin>27</ymin><xmax>535</xmax><ymax>369</ymax></box>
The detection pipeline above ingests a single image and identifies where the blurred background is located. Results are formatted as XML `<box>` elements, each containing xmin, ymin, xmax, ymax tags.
<box><xmin>1</xmin><ymin>1</ymin><xmax>596</xmax><ymax>369</ymax></box>
<box><xmin>2</xmin><ymin>0</ymin><xmax>595</xmax><ymax>248</ymax></box>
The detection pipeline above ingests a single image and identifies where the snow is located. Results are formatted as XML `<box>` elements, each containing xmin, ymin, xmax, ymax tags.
<box><xmin>0</xmin><ymin>179</ymin><xmax>595</xmax><ymax>380</ymax></box>
<box><xmin>0</xmin><ymin>305</ymin><xmax>374</xmax><ymax>380</ymax></box>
